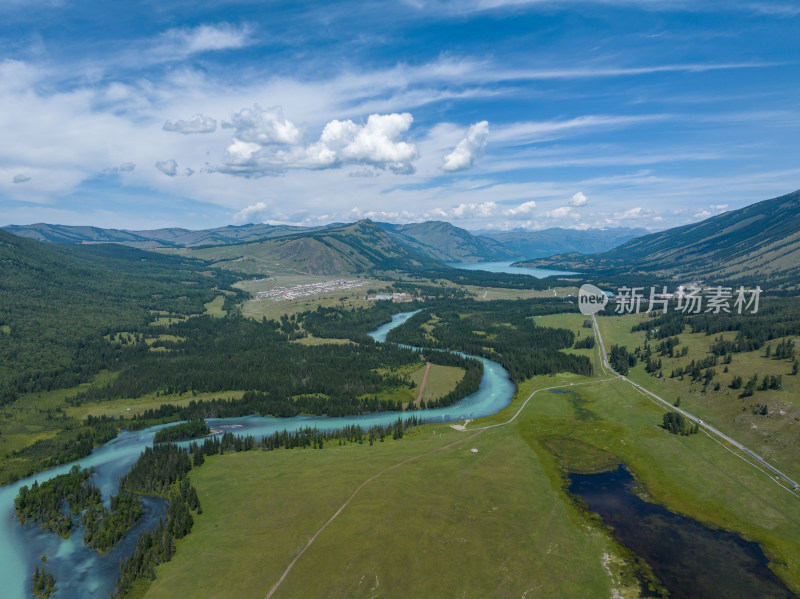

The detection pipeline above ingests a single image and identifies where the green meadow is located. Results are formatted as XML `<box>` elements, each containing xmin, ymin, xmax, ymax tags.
<box><xmin>139</xmin><ymin>345</ymin><xmax>800</xmax><ymax>598</ymax></box>
<box><xmin>595</xmin><ymin>312</ymin><xmax>800</xmax><ymax>482</ymax></box>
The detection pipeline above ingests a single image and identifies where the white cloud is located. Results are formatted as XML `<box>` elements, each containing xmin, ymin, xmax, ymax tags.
<box><xmin>155</xmin><ymin>159</ymin><xmax>178</xmax><ymax>177</ymax></box>
<box><xmin>569</xmin><ymin>192</ymin><xmax>588</xmax><ymax>206</ymax></box>
<box><xmin>490</xmin><ymin>114</ymin><xmax>669</xmax><ymax>145</ymax></box>
<box><xmin>216</xmin><ymin>111</ymin><xmax>419</xmax><ymax>176</ymax></box>
<box><xmin>157</xmin><ymin>23</ymin><xmax>252</xmax><ymax>58</ymax></box>
<box><xmin>234</xmin><ymin>201</ymin><xmax>271</xmax><ymax>223</ymax></box>
<box><xmin>709</xmin><ymin>203</ymin><xmax>728</xmax><ymax>212</ymax></box>
<box><xmin>224</xmin><ymin>105</ymin><xmax>303</xmax><ymax>145</ymax></box>
<box><xmin>302</xmin><ymin>112</ymin><xmax>418</xmax><ymax>172</ymax></box>
<box><xmin>428</xmin><ymin>201</ymin><xmax>499</xmax><ymax>219</ymax></box>
<box><xmin>694</xmin><ymin>209</ymin><xmax>712</xmax><ymax>219</ymax></box>
<box><xmin>749</xmin><ymin>3</ymin><xmax>800</xmax><ymax>17</ymax></box>
<box><xmin>617</xmin><ymin>206</ymin><xmax>644</xmax><ymax>219</ymax></box>
<box><xmin>12</xmin><ymin>174</ymin><xmax>30</xmax><ymax>183</ymax></box>
<box><xmin>544</xmin><ymin>206</ymin><xmax>580</xmax><ymax>219</ymax></box>
<box><xmin>442</xmin><ymin>120</ymin><xmax>489</xmax><ymax>172</ymax></box>
<box><xmin>103</xmin><ymin>162</ymin><xmax>136</xmax><ymax>174</ymax></box>
<box><xmin>504</xmin><ymin>200</ymin><xmax>537</xmax><ymax>216</ymax></box>
<box><xmin>163</xmin><ymin>114</ymin><xmax>217</xmax><ymax>134</ymax></box>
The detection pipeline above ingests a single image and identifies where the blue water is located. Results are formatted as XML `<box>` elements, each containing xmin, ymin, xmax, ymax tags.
<box><xmin>445</xmin><ymin>260</ymin><xmax>577</xmax><ymax>278</ymax></box>
<box><xmin>0</xmin><ymin>310</ymin><xmax>515</xmax><ymax>599</ymax></box>
<box><xmin>569</xmin><ymin>467</ymin><xmax>798</xmax><ymax>599</ymax></box>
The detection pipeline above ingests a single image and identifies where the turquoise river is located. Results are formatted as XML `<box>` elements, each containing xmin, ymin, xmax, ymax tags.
<box><xmin>0</xmin><ymin>310</ymin><xmax>515</xmax><ymax>599</ymax></box>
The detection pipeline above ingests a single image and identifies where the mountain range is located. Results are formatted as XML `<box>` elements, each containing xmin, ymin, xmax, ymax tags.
<box><xmin>518</xmin><ymin>189</ymin><xmax>800</xmax><ymax>290</ymax></box>
<box><xmin>3</xmin><ymin>220</ymin><xmax>645</xmax><ymax>264</ymax></box>
<box><xmin>163</xmin><ymin>220</ymin><xmax>441</xmax><ymax>276</ymax></box>
<box><xmin>3</xmin><ymin>189</ymin><xmax>800</xmax><ymax>287</ymax></box>
<box><xmin>478</xmin><ymin>227</ymin><xmax>648</xmax><ymax>260</ymax></box>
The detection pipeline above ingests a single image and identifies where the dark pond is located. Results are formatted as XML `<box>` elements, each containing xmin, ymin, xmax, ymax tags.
<box><xmin>569</xmin><ymin>466</ymin><xmax>798</xmax><ymax>599</ymax></box>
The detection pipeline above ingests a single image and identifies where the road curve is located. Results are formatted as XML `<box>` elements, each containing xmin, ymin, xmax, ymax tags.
<box><xmin>592</xmin><ymin>314</ymin><xmax>800</xmax><ymax>493</ymax></box>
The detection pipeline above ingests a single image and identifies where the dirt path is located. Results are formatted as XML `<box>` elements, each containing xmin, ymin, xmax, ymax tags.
<box><xmin>415</xmin><ymin>362</ymin><xmax>431</xmax><ymax>405</ymax></box>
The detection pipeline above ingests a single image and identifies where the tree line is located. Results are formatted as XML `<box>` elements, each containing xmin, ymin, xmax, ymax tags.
<box><xmin>384</xmin><ymin>299</ymin><xmax>592</xmax><ymax>383</ymax></box>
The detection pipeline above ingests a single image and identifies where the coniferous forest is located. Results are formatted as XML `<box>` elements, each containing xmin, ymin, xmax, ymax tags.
<box><xmin>0</xmin><ymin>231</ymin><xmax>244</xmax><ymax>405</ymax></box>
<box><xmin>385</xmin><ymin>300</ymin><xmax>593</xmax><ymax>383</ymax></box>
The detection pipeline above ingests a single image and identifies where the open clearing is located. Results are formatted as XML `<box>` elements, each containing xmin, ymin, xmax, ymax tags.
<box><xmin>141</xmin><ymin>346</ymin><xmax>800</xmax><ymax>598</ymax></box>
<box><xmin>595</xmin><ymin>313</ymin><xmax>800</xmax><ymax>483</ymax></box>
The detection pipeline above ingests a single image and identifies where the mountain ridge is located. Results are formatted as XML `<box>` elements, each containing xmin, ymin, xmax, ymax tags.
<box><xmin>163</xmin><ymin>219</ymin><xmax>442</xmax><ymax>276</ymax></box>
<box><xmin>518</xmin><ymin>190</ymin><xmax>800</xmax><ymax>290</ymax></box>
<box><xmin>3</xmin><ymin>220</ymin><xmax>646</xmax><ymax>264</ymax></box>
<box><xmin>477</xmin><ymin>227</ymin><xmax>649</xmax><ymax>260</ymax></box>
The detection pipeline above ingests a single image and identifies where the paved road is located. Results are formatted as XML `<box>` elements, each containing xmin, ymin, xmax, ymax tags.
<box><xmin>592</xmin><ymin>314</ymin><xmax>800</xmax><ymax>493</ymax></box>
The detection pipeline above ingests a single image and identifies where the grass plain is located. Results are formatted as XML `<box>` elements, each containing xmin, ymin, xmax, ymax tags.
<box><xmin>595</xmin><ymin>312</ymin><xmax>800</xmax><ymax>482</ymax></box>
<box><xmin>5</xmin><ymin>275</ymin><xmax>800</xmax><ymax>597</ymax></box>
<box><xmin>139</xmin><ymin>339</ymin><xmax>800</xmax><ymax>598</ymax></box>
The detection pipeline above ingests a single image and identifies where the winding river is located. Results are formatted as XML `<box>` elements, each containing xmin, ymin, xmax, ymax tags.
<box><xmin>0</xmin><ymin>310</ymin><xmax>515</xmax><ymax>599</ymax></box>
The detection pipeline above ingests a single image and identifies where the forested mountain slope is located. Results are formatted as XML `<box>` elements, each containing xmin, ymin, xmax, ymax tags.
<box><xmin>378</xmin><ymin>221</ymin><xmax>514</xmax><ymax>262</ymax></box>
<box><xmin>481</xmin><ymin>227</ymin><xmax>647</xmax><ymax>259</ymax></box>
<box><xmin>0</xmin><ymin>230</ymin><xmax>238</xmax><ymax>402</ymax></box>
<box><xmin>519</xmin><ymin>190</ymin><xmax>800</xmax><ymax>290</ymax></box>
<box><xmin>166</xmin><ymin>220</ymin><xmax>441</xmax><ymax>275</ymax></box>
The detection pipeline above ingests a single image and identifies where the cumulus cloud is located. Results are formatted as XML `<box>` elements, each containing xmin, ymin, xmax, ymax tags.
<box><xmin>544</xmin><ymin>206</ymin><xmax>580</xmax><ymax>219</ymax></box>
<box><xmin>442</xmin><ymin>120</ymin><xmax>489</xmax><ymax>172</ymax></box>
<box><xmin>504</xmin><ymin>200</ymin><xmax>537</xmax><ymax>216</ymax></box>
<box><xmin>103</xmin><ymin>162</ymin><xmax>136</xmax><ymax>174</ymax></box>
<box><xmin>569</xmin><ymin>192</ymin><xmax>588</xmax><ymax>207</ymax></box>
<box><xmin>709</xmin><ymin>204</ymin><xmax>728</xmax><ymax>212</ymax></box>
<box><xmin>225</xmin><ymin>105</ymin><xmax>303</xmax><ymax>146</ymax></box>
<box><xmin>428</xmin><ymin>201</ymin><xmax>499</xmax><ymax>220</ymax></box>
<box><xmin>234</xmin><ymin>201</ymin><xmax>270</xmax><ymax>223</ymax></box>
<box><xmin>300</xmin><ymin>112</ymin><xmax>418</xmax><ymax>172</ymax></box>
<box><xmin>155</xmin><ymin>159</ymin><xmax>178</xmax><ymax>177</ymax></box>
<box><xmin>163</xmin><ymin>114</ymin><xmax>217</xmax><ymax>134</ymax></box>
<box><xmin>616</xmin><ymin>206</ymin><xmax>644</xmax><ymax>219</ymax></box>
<box><xmin>215</xmin><ymin>111</ymin><xmax>419</xmax><ymax>176</ymax></box>
<box><xmin>12</xmin><ymin>174</ymin><xmax>30</xmax><ymax>183</ymax></box>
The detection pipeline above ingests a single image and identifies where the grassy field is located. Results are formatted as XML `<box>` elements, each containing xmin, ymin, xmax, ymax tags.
<box><xmin>0</xmin><ymin>371</ymin><xmax>247</xmax><ymax>482</ymax></box>
<box><xmin>143</xmin><ymin>421</ymin><xmax>633</xmax><ymax>599</ymax></box>
<box><xmin>595</xmin><ymin>313</ymin><xmax>800</xmax><ymax>482</ymax></box>
<box><xmin>203</xmin><ymin>294</ymin><xmax>227</xmax><ymax>317</ymax></box>
<box><xmin>409</xmin><ymin>363</ymin><xmax>465</xmax><ymax>404</ymax></box>
<box><xmin>138</xmin><ymin>347</ymin><xmax>800</xmax><ymax>598</ymax></box>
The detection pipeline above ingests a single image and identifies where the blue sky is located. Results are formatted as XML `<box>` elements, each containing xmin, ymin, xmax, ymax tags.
<box><xmin>0</xmin><ymin>0</ymin><xmax>798</xmax><ymax>232</ymax></box>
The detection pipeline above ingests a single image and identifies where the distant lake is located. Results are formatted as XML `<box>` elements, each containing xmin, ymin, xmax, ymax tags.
<box><xmin>446</xmin><ymin>261</ymin><xmax>578</xmax><ymax>278</ymax></box>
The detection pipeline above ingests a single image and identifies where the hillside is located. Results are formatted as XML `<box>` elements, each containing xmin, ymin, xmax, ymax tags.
<box><xmin>3</xmin><ymin>222</ymin><xmax>320</xmax><ymax>248</ymax></box>
<box><xmin>479</xmin><ymin>227</ymin><xmax>647</xmax><ymax>260</ymax></box>
<box><xmin>166</xmin><ymin>220</ymin><xmax>441</xmax><ymax>276</ymax></box>
<box><xmin>378</xmin><ymin>221</ymin><xmax>514</xmax><ymax>262</ymax></box>
<box><xmin>518</xmin><ymin>190</ymin><xmax>800</xmax><ymax>290</ymax></box>
<box><xmin>0</xmin><ymin>230</ymin><xmax>238</xmax><ymax>401</ymax></box>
